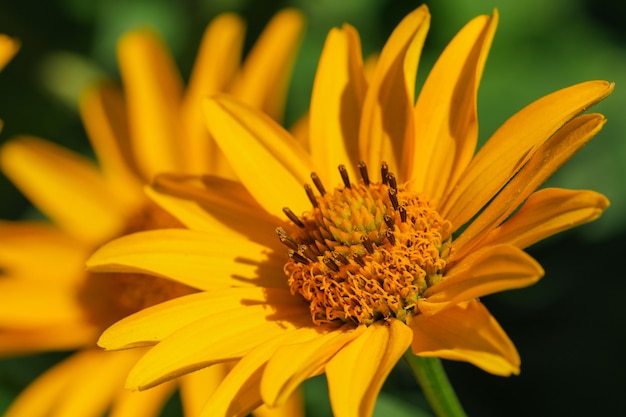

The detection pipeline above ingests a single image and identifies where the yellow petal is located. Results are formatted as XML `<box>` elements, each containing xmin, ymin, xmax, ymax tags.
<box><xmin>109</xmin><ymin>379</ymin><xmax>175</xmax><ymax>417</ymax></box>
<box><xmin>0</xmin><ymin>34</ymin><xmax>19</xmax><ymax>71</ymax></box>
<box><xmin>418</xmin><ymin>244</ymin><xmax>543</xmax><ymax>315</ymax></box>
<box><xmin>117</xmin><ymin>29</ymin><xmax>183</xmax><ymax>180</ymax></box>
<box><xmin>99</xmin><ymin>287</ymin><xmax>301</xmax><ymax>350</ymax></box>
<box><xmin>326</xmin><ymin>320</ymin><xmax>413</xmax><ymax>417</ymax></box>
<box><xmin>203</xmin><ymin>96</ymin><xmax>314</xmax><ymax>218</ymax></box>
<box><xmin>407</xmin><ymin>12</ymin><xmax>497</xmax><ymax>199</ymax></box>
<box><xmin>253</xmin><ymin>390</ymin><xmax>305</xmax><ymax>417</ymax></box>
<box><xmin>359</xmin><ymin>5</ymin><xmax>430</xmax><ymax>175</ymax></box>
<box><xmin>309</xmin><ymin>24</ymin><xmax>366</xmax><ymax>184</ymax></box>
<box><xmin>440</xmin><ymin>81</ymin><xmax>613</xmax><ymax>228</ymax></box>
<box><xmin>0</xmin><ymin>136</ymin><xmax>126</xmax><ymax>242</ymax></box>
<box><xmin>125</xmin><ymin>306</ymin><xmax>313</xmax><ymax>390</ymax></box>
<box><xmin>179</xmin><ymin>364</ymin><xmax>231</xmax><ymax>417</ymax></box>
<box><xmin>152</xmin><ymin>173</ymin><xmax>283</xmax><ymax>250</ymax></box>
<box><xmin>87</xmin><ymin>228</ymin><xmax>286</xmax><ymax>290</ymax></box>
<box><xmin>409</xmin><ymin>300</ymin><xmax>520</xmax><ymax>376</ymax></box>
<box><xmin>200</xmin><ymin>326</ymin><xmax>328</xmax><ymax>417</ymax></box>
<box><xmin>0</xmin><ymin>323</ymin><xmax>96</xmax><ymax>355</ymax></box>
<box><xmin>0</xmin><ymin>221</ymin><xmax>88</xmax><ymax>284</ymax></box>
<box><xmin>261</xmin><ymin>324</ymin><xmax>365</xmax><ymax>407</ymax></box>
<box><xmin>180</xmin><ymin>13</ymin><xmax>244</xmax><ymax>175</ymax></box>
<box><xmin>479</xmin><ymin>188</ymin><xmax>609</xmax><ymax>249</ymax></box>
<box><xmin>453</xmin><ymin>113</ymin><xmax>607</xmax><ymax>258</ymax></box>
<box><xmin>79</xmin><ymin>82</ymin><xmax>143</xmax><ymax>207</ymax></box>
<box><xmin>231</xmin><ymin>9</ymin><xmax>305</xmax><ymax>121</ymax></box>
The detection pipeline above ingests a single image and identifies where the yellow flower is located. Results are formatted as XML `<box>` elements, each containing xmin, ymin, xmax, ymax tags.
<box><xmin>90</xmin><ymin>5</ymin><xmax>613</xmax><ymax>417</ymax></box>
<box><xmin>0</xmin><ymin>34</ymin><xmax>19</xmax><ymax>71</ymax></box>
<box><xmin>0</xmin><ymin>10</ymin><xmax>304</xmax><ymax>417</ymax></box>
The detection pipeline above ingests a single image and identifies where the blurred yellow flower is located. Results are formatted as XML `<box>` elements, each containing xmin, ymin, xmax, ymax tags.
<box><xmin>0</xmin><ymin>34</ymin><xmax>19</xmax><ymax>71</ymax></box>
<box><xmin>0</xmin><ymin>10</ymin><xmax>304</xmax><ymax>417</ymax></box>
<box><xmin>90</xmin><ymin>5</ymin><xmax>613</xmax><ymax>417</ymax></box>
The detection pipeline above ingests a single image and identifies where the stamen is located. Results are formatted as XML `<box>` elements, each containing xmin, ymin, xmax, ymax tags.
<box><xmin>332</xmin><ymin>251</ymin><xmax>350</xmax><ymax>265</ymax></box>
<box><xmin>387</xmin><ymin>172</ymin><xmax>397</xmax><ymax>191</ymax></box>
<box><xmin>311</xmin><ymin>172</ymin><xmax>326</xmax><ymax>195</ymax></box>
<box><xmin>352</xmin><ymin>254</ymin><xmax>366</xmax><ymax>267</ymax></box>
<box><xmin>323</xmin><ymin>257</ymin><xmax>340</xmax><ymax>272</ymax></box>
<box><xmin>361</xmin><ymin>236</ymin><xmax>374</xmax><ymax>254</ymax></box>
<box><xmin>358</xmin><ymin>161</ymin><xmax>370</xmax><ymax>186</ymax></box>
<box><xmin>283</xmin><ymin>207</ymin><xmax>305</xmax><ymax>228</ymax></box>
<box><xmin>386</xmin><ymin>229</ymin><xmax>396</xmax><ymax>246</ymax></box>
<box><xmin>276</xmin><ymin>227</ymin><xmax>299</xmax><ymax>250</ymax></box>
<box><xmin>383</xmin><ymin>214</ymin><xmax>395</xmax><ymax>229</ymax></box>
<box><xmin>381</xmin><ymin>162</ymin><xmax>389</xmax><ymax>185</ymax></box>
<box><xmin>304</xmin><ymin>184</ymin><xmax>318</xmax><ymax>208</ymax></box>
<box><xmin>338</xmin><ymin>165</ymin><xmax>351</xmax><ymax>188</ymax></box>
<box><xmin>289</xmin><ymin>250</ymin><xmax>310</xmax><ymax>265</ymax></box>
<box><xmin>299</xmin><ymin>244</ymin><xmax>318</xmax><ymax>261</ymax></box>
<box><xmin>399</xmin><ymin>205</ymin><xmax>407</xmax><ymax>222</ymax></box>
<box><xmin>388</xmin><ymin>188</ymin><xmax>399</xmax><ymax>210</ymax></box>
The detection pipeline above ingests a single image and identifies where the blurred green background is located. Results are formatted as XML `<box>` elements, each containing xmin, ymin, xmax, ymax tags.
<box><xmin>1</xmin><ymin>0</ymin><xmax>624</xmax><ymax>416</ymax></box>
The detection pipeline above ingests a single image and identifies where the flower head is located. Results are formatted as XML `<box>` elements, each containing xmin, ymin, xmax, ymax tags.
<box><xmin>0</xmin><ymin>10</ymin><xmax>304</xmax><ymax>417</ymax></box>
<box><xmin>91</xmin><ymin>5</ymin><xmax>613</xmax><ymax>417</ymax></box>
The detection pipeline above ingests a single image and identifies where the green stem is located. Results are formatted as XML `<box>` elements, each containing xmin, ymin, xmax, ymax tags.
<box><xmin>404</xmin><ymin>351</ymin><xmax>467</xmax><ymax>417</ymax></box>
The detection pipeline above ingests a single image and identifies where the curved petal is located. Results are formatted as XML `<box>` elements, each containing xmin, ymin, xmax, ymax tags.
<box><xmin>326</xmin><ymin>320</ymin><xmax>413</xmax><ymax>417</ymax></box>
<box><xmin>79</xmin><ymin>82</ymin><xmax>143</xmax><ymax>207</ymax></box>
<box><xmin>440</xmin><ymin>80</ymin><xmax>613</xmax><ymax>227</ymax></box>
<box><xmin>261</xmin><ymin>324</ymin><xmax>365</xmax><ymax>407</ymax></box>
<box><xmin>418</xmin><ymin>244</ymin><xmax>543</xmax><ymax>316</ymax></box>
<box><xmin>231</xmin><ymin>8</ymin><xmax>305</xmax><ymax>121</ymax></box>
<box><xmin>359</xmin><ymin>5</ymin><xmax>430</xmax><ymax>175</ymax></box>
<box><xmin>479</xmin><ymin>188</ymin><xmax>609</xmax><ymax>250</ymax></box>
<box><xmin>409</xmin><ymin>300</ymin><xmax>520</xmax><ymax>376</ymax></box>
<box><xmin>407</xmin><ymin>12</ymin><xmax>497</xmax><ymax>199</ymax></box>
<box><xmin>203</xmin><ymin>96</ymin><xmax>314</xmax><ymax>218</ymax></box>
<box><xmin>109</xmin><ymin>379</ymin><xmax>175</xmax><ymax>417</ymax></box>
<box><xmin>86</xmin><ymin>229</ymin><xmax>287</xmax><ymax>291</ymax></box>
<box><xmin>199</xmin><ymin>326</ymin><xmax>327</xmax><ymax>417</ymax></box>
<box><xmin>125</xmin><ymin>306</ymin><xmax>313</xmax><ymax>390</ymax></box>
<box><xmin>0</xmin><ymin>221</ymin><xmax>88</xmax><ymax>284</ymax></box>
<box><xmin>0</xmin><ymin>323</ymin><xmax>96</xmax><ymax>355</ymax></box>
<box><xmin>0</xmin><ymin>136</ymin><xmax>127</xmax><ymax>242</ymax></box>
<box><xmin>180</xmin><ymin>13</ymin><xmax>244</xmax><ymax>175</ymax></box>
<box><xmin>117</xmin><ymin>29</ymin><xmax>183</xmax><ymax>180</ymax></box>
<box><xmin>309</xmin><ymin>24</ymin><xmax>366</xmax><ymax>184</ymax></box>
<box><xmin>0</xmin><ymin>34</ymin><xmax>19</xmax><ymax>70</ymax></box>
<box><xmin>452</xmin><ymin>113</ymin><xmax>607</xmax><ymax>259</ymax></box>
<box><xmin>99</xmin><ymin>287</ymin><xmax>301</xmax><ymax>350</ymax></box>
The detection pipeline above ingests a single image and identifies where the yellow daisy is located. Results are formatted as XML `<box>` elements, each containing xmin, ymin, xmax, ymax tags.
<box><xmin>0</xmin><ymin>10</ymin><xmax>304</xmax><ymax>417</ymax></box>
<box><xmin>90</xmin><ymin>5</ymin><xmax>613</xmax><ymax>417</ymax></box>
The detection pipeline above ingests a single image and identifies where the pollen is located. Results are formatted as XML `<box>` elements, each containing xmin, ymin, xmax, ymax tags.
<box><xmin>279</xmin><ymin>162</ymin><xmax>452</xmax><ymax>326</ymax></box>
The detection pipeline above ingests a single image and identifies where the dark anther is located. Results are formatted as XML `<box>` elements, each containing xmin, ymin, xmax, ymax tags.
<box><xmin>383</xmin><ymin>214</ymin><xmax>395</xmax><ymax>229</ymax></box>
<box><xmin>386</xmin><ymin>172</ymin><xmax>397</xmax><ymax>191</ymax></box>
<box><xmin>381</xmin><ymin>162</ymin><xmax>389</xmax><ymax>185</ymax></box>
<box><xmin>361</xmin><ymin>236</ymin><xmax>374</xmax><ymax>254</ymax></box>
<box><xmin>388</xmin><ymin>188</ymin><xmax>399</xmax><ymax>210</ymax></box>
<box><xmin>332</xmin><ymin>251</ymin><xmax>350</xmax><ymax>265</ymax></box>
<box><xmin>338</xmin><ymin>165</ymin><xmax>351</xmax><ymax>188</ymax></box>
<box><xmin>399</xmin><ymin>205</ymin><xmax>407</xmax><ymax>222</ymax></box>
<box><xmin>289</xmin><ymin>250</ymin><xmax>310</xmax><ymax>265</ymax></box>
<box><xmin>299</xmin><ymin>244</ymin><xmax>318</xmax><ymax>261</ymax></box>
<box><xmin>358</xmin><ymin>161</ymin><xmax>370</xmax><ymax>186</ymax></box>
<box><xmin>311</xmin><ymin>172</ymin><xmax>326</xmax><ymax>195</ymax></box>
<box><xmin>386</xmin><ymin>229</ymin><xmax>396</xmax><ymax>246</ymax></box>
<box><xmin>323</xmin><ymin>257</ymin><xmax>340</xmax><ymax>272</ymax></box>
<box><xmin>352</xmin><ymin>255</ymin><xmax>366</xmax><ymax>267</ymax></box>
<box><xmin>276</xmin><ymin>227</ymin><xmax>299</xmax><ymax>250</ymax></box>
<box><xmin>283</xmin><ymin>207</ymin><xmax>305</xmax><ymax>228</ymax></box>
<box><xmin>304</xmin><ymin>184</ymin><xmax>318</xmax><ymax>208</ymax></box>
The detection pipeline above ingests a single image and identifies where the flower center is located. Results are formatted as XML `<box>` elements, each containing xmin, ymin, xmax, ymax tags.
<box><xmin>279</xmin><ymin>162</ymin><xmax>452</xmax><ymax>326</ymax></box>
<box><xmin>79</xmin><ymin>200</ymin><xmax>196</xmax><ymax>329</ymax></box>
